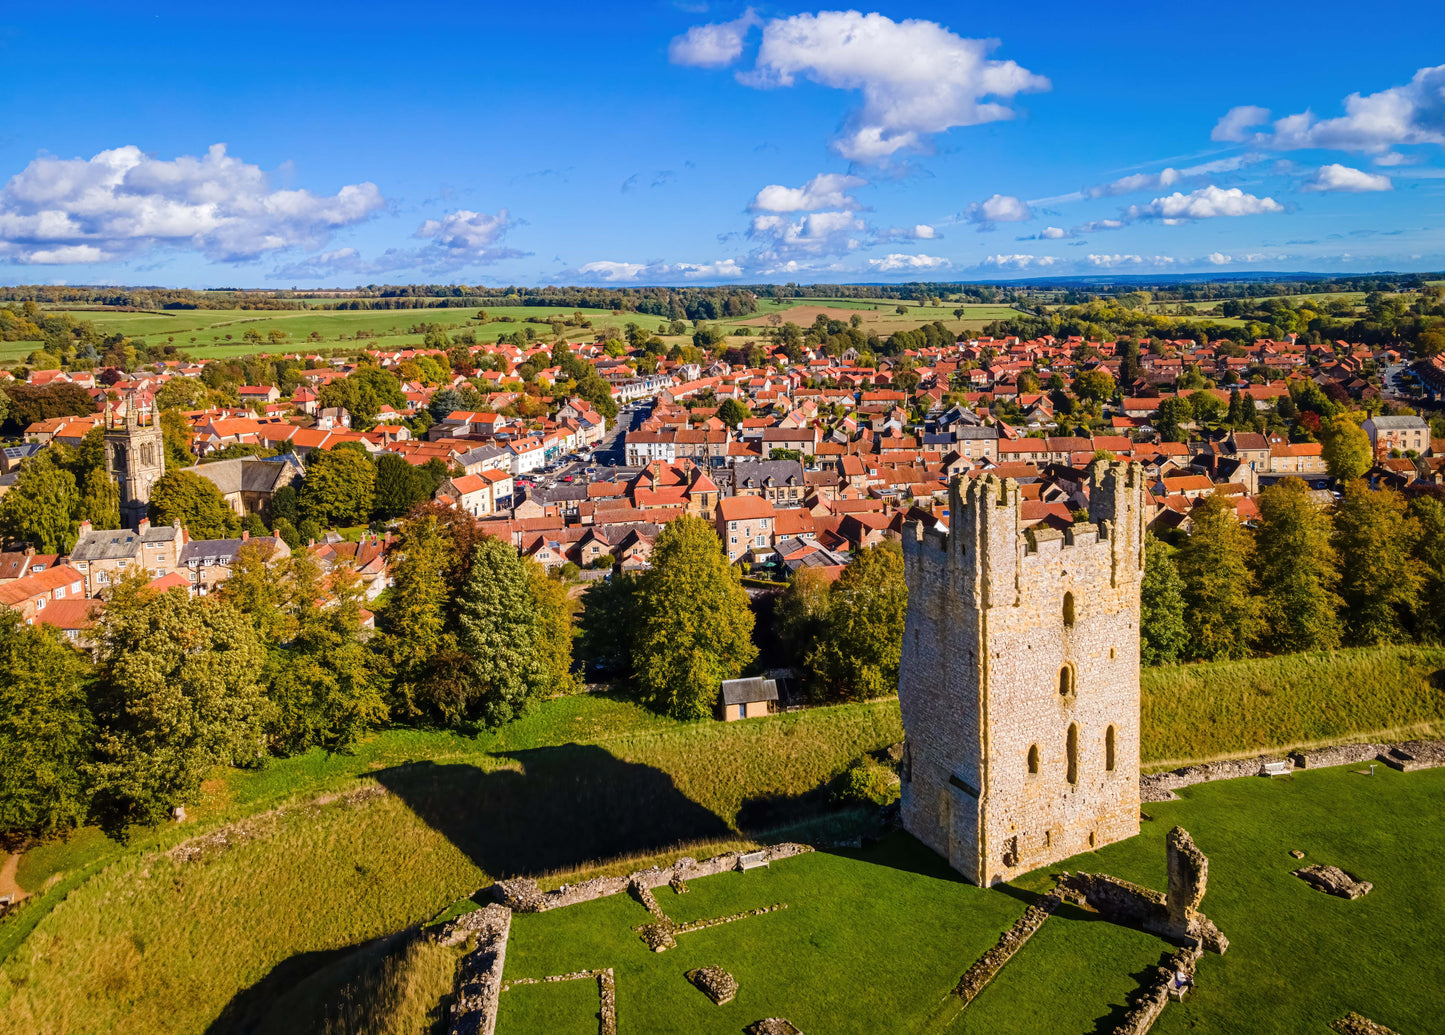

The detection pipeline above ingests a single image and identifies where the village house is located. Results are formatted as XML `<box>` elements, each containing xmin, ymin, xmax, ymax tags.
<box><xmin>1363</xmin><ymin>415</ymin><xmax>1430</xmax><ymax>456</ymax></box>
<box><xmin>716</xmin><ymin>494</ymin><xmax>776</xmax><ymax>564</ymax></box>
<box><xmin>68</xmin><ymin>519</ymin><xmax>188</xmax><ymax>596</ymax></box>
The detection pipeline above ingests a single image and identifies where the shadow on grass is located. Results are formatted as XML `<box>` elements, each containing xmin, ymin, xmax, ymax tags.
<box><xmin>1087</xmin><ymin>949</ymin><xmax>1172</xmax><ymax>1035</ymax></box>
<box><xmin>202</xmin><ymin>939</ymin><xmax>382</xmax><ymax>1035</ymax></box>
<box><xmin>372</xmin><ymin>745</ymin><xmax>735</xmax><ymax>878</ymax></box>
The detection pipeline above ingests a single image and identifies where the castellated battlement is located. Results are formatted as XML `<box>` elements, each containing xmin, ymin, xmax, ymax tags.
<box><xmin>899</xmin><ymin>461</ymin><xmax>1146</xmax><ymax>886</ymax></box>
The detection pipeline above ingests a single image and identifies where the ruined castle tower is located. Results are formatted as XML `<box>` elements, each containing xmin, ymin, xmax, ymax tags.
<box><xmin>898</xmin><ymin>461</ymin><xmax>1146</xmax><ymax>886</ymax></box>
<box><xmin>104</xmin><ymin>400</ymin><xmax>166</xmax><ymax>531</ymax></box>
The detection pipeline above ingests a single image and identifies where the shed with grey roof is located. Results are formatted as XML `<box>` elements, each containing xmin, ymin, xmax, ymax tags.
<box><xmin>719</xmin><ymin>677</ymin><xmax>779</xmax><ymax>721</ymax></box>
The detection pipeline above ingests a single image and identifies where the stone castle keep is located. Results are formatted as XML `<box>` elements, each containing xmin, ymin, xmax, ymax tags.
<box><xmin>899</xmin><ymin>461</ymin><xmax>1147</xmax><ymax>886</ymax></box>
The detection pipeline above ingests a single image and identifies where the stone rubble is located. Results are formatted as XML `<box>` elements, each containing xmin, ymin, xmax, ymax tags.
<box><xmin>1292</xmin><ymin>864</ymin><xmax>1373</xmax><ymax>900</ymax></box>
<box><xmin>1330</xmin><ymin>1012</ymin><xmax>1402</xmax><ymax>1035</ymax></box>
<box><xmin>686</xmin><ymin>965</ymin><xmax>739</xmax><ymax>1005</ymax></box>
<box><xmin>746</xmin><ymin>1020</ymin><xmax>802</xmax><ymax>1035</ymax></box>
<box><xmin>1109</xmin><ymin>944</ymin><xmax>1203</xmax><ymax>1035</ymax></box>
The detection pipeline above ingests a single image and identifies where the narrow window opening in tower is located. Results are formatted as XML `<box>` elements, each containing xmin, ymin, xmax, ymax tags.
<box><xmin>1062</xmin><ymin>591</ymin><xmax>1076</xmax><ymax>627</ymax></box>
<box><xmin>1058</xmin><ymin>664</ymin><xmax>1074</xmax><ymax>696</ymax></box>
<box><xmin>1106</xmin><ymin>725</ymin><xmax>1116</xmax><ymax>772</ymax></box>
<box><xmin>1066</xmin><ymin>723</ymin><xmax>1078</xmax><ymax>785</ymax></box>
<box><xmin>1027</xmin><ymin>744</ymin><xmax>1039</xmax><ymax>775</ymax></box>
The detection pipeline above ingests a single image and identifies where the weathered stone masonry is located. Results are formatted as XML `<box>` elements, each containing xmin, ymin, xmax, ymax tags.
<box><xmin>899</xmin><ymin>462</ymin><xmax>1146</xmax><ymax>885</ymax></box>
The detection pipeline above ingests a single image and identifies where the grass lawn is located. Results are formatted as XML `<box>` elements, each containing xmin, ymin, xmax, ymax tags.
<box><xmin>495</xmin><ymin>764</ymin><xmax>1445</xmax><ymax>1035</ymax></box>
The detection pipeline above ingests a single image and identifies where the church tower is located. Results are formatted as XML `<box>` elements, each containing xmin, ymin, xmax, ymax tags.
<box><xmin>104</xmin><ymin>397</ymin><xmax>166</xmax><ymax>531</ymax></box>
<box><xmin>897</xmin><ymin>461</ymin><xmax>1146</xmax><ymax>886</ymax></box>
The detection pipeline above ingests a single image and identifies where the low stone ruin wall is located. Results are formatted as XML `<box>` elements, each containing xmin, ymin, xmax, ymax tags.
<box><xmin>1289</xmin><ymin>743</ymin><xmax>1388</xmax><ymax>769</ymax></box>
<box><xmin>1110</xmin><ymin>944</ymin><xmax>1202</xmax><ymax>1035</ymax></box>
<box><xmin>493</xmin><ymin>843</ymin><xmax>812</xmax><ymax>913</ymax></box>
<box><xmin>953</xmin><ymin>892</ymin><xmax>1061</xmax><ymax>1004</ymax></box>
<box><xmin>1143</xmin><ymin>737</ymin><xmax>1445</xmax><ymax>802</ymax></box>
<box><xmin>501</xmin><ymin>970</ymin><xmax>616</xmax><ymax>1035</ymax></box>
<box><xmin>443</xmin><ymin>904</ymin><xmax>512</xmax><ymax>1035</ymax></box>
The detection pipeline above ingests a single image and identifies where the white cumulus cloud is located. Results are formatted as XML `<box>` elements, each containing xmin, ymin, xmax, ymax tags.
<box><xmin>749</xmin><ymin>208</ymin><xmax>866</xmax><ymax>257</ymax></box>
<box><xmin>1207</xmin><ymin>252</ymin><xmax>1232</xmax><ymax>265</ymax></box>
<box><xmin>1126</xmin><ymin>185</ymin><xmax>1283</xmax><ymax>222</ymax></box>
<box><xmin>1214</xmin><ymin>64</ymin><xmax>1445</xmax><ymax>153</ymax></box>
<box><xmin>748</xmin><ymin>172</ymin><xmax>867</xmax><ymax>212</ymax></box>
<box><xmin>867</xmin><ymin>252</ymin><xmax>950</xmax><ymax>272</ymax></box>
<box><xmin>1301</xmin><ymin>163</ymin><xmax>1393</xmax><ymax>193</ymax></box>
<box><xmin>1039</xmin><ymin>226</ymin><xmax>1068</xmax><ymax>239</ymax></box>
<box><xmin>979</xmin><ymin>253</ymin><xmax>1060</xmax><ymax>269</ymax></box>
<box><xmin>724</xmin><ymin>10</ymin><xmax>1048</xmax><ymax>162</ymax></box>
<box><xmin>0</xmin><ymin>143</ymin><xmax>383</xmax><ymax>265</ymax></box>
<box><xmin>964</xmin><ymin>193</ymin><xmax>1034</xmax><ymax>228</ymax></box>
<box><xmin>668</xmin><ymin>9</ymin><xmax>761</xmax><ymax>68</ymax></box>
<box><xmin>274</xmin><ymin>208</ymin><xmax>525</xmax><ymax>279</ymax></box>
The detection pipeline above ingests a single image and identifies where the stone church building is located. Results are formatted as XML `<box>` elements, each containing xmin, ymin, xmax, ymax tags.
<box><xmin>104</xmin><ymin>403</ymin><xmax>166</xmax><ymax>532</ymax></box>
<box><xmin>898</xmin><ymin>461</ymin><xmax>1146</xmax><ymax>886</ymax></box>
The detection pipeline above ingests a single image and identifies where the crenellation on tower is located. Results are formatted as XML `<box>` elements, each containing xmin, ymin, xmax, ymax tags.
<box><xmin>898</xmin><ymin>460</ymin><xmax>1146</xmax><ymax>886</ymax></box>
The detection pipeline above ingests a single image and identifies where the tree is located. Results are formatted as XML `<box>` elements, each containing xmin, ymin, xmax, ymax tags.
<box><xmin>1253</xmin><ymin>478</ymin><xmax>1342</xmax><ymax>652</ymax></box>
<box><xmin>1176</xmin><ymin>494</ymin><xmax>1262</xmax><ymax>660</ymax></box>
<box><xmin>373</xmin><ymin>453</ymin><xmax>435</xmax><ymax>520</ymax></box>
<box><xmin>576</xmin><ymin>572</ymin><xmax>637</xmax><ymax>679</ymax></box>
<box><xmin>773</xmin><ymin>567</ymin><xmax>832</xmax><ymax>662</ymax></box>
<box><xmin>528</xmin><ymin>562</ymin><xmax>577</xmax><ymax>695</ymax></box>
<box><xmin>1139</xmin><ymin>534</ymin><xmax>1188</xmax><ymax>665</ymax></box>
<box><xmin>300</xmin><ymin>445</ymin><xmax>376</xmax><ymax>528</ymax></box>
<box><xmin>454</xmin><ymin>537</ymin><xmax>546</xmax><ymax>727</ymax></box>
<box><xmin>266</xmin><ymin>555</ymin><xmax>387</xmax><ymax>754</ymax></box>
<box><xmin>88</xmin><ymin>576</ymin><xmax>269</xmax><ymax>829</ymax></box>
<box><xmin>632</xmin><ymin>515</ymin><xmax>756</xmax><ymax>719</ymax></box>
<box><xmin>148</xmin><ymin>469</ymin><xmax>239</xmax><ymax>539</ymax></box>
<box><xmin>1155</xmin><ymin>396</ymin><xmax>1193</xmax><ymax>443</ymax></box>
<box><xmin>0</xmin><ymin>450</ymin><xmax>78</xmax><ymax>551</ymax></box>
<box><xmin>318</xmin><ymin>366</ymin><xmax>406</xmax><ymax>424</ymax></box>
<box><xmin>717</xmin><ymin>398</ymin><xmax>750</xmax><ymax>428</ymax></box>
<box><xmin>217</xmin><ymin>539</ymin><xmax>293</xmax><ymax>644</ymax></box>
<box><xmin>380</xmin><ymin>511</ymin><xmax>455</xmax><ymax>719</ymax></box>
<box><xmin>804</xmin><ymin>543</ymin><xmax>907</xmax><ymax>701</ymax></box>
<box><xmin>1073</xmin><ymin>369</ymin><xmax>1116</xmax><ymax>404</ymax></box>
<box><xmin>1321</xmin><ymin>415</ymin><xmax>1372</xmax><ymax>481</ymax></box>
<box><xmin>161</xmin><ymin>408</ymin><xmax>197</xmax><ymax>467</ymax></box>
<box><xmin>0</xmin><ymin>609</ymin><xmax>95</xmax><ymax>841</ymax></box>
<box><xmin>1411</xmin><ymin>495</ymin><xmax>1445</xmax><ymax>640</ymax></box>
<box><xmin>1333</xmin><ymin>480</ymin><xmax>1420</xmax><ymax>645</ymax></box>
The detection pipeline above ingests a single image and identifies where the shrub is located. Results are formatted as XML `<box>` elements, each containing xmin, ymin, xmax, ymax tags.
<box><xmin>832</xmin><ymin>757</ymin><xmax>900</xmax><ymax>807</ymax></box>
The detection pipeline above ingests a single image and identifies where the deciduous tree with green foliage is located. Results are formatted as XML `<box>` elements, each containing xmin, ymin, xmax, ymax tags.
<box><xmin>381</xmin><ymin>511</ymin><xmax>459</xmax><ymax>719</ymax></box>
<box><xmin>1321</xmin><ymin>415</ymin><xmax>1372</xmax><ymax>481</ymax></box>
<box><xmin>300</xmin><ymin>445</ymin><xmax>376</xmax><ymax>528</ymax></box>
<box><xmin>1411</xmin><ymin>495</ymin><xmax>1445</xmax><ymax>640</ymax></box>
<box><xmin>1177</xmin><ymin>494</ymin><xmax>1262</xmax><ymax>660</ymax></box>
<box><xmin>0</xmin><ymin>608</ymin><xmax>95</xmax><ymax>841</ymax></box>
<box><xmin>804</xmin><ymin>543</ymin><xmax>907</xmax><ymax>701</ymax></box>
<box><xmin>528</xmin><ymin>561</ymin><xmax>578</xmax><ymax>695</ymax></box>
<box><xmin>455</xmin><ymin>537</ymin><xmax>547</xmax><ymax>727</ymax></box>
<box><xmin>148</xmin><ymin>469</ymin><xmax>239</xmax><ymax>540</ymax></box>
<box><xmin>1333</xmin><ymin>480</ymin><xmax>1420</xmax><ymax>645</ymax></box>
<box><xmin>87</xmin><ymin>576</ymin><xmax>269</xmax><ymax>830</ymax></box>
<box><xmin>0</xmin><ymin>450</ymin><xmax>78</xmax><ymax>552</ymax></box>
<box><xmin>1140</xmin><ymin>533</ymin><xmax>1188</xmax><ymax>665</ymax></box>
<box><xmin>632</xmin><ymin>515</ymin><xmax>756</xmax><ymax>719</ymax></box>
<box><xmin>1254</xmin><ymin>478</ymin><xmax>1343</xmax><ymax>653</ymax></box>
<box><xmin>266</xmin><ymin>555</ymin><xmax>387</xmax><ymax>754</ymax></box>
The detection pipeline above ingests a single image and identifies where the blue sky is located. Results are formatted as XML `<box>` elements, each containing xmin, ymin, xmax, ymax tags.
<box><xmin>0</xmin><ymin>0</ymin><xmax>1442</xmax><ymax>287</ymax></box>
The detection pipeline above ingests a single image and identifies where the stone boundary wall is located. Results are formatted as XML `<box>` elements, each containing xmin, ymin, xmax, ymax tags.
<box><xmin>1141</xmin><ymin>737</ymin><xmax>1445</xmax><ymax>802</ymax></box>
<box><xmin>1058</xmin><ymin>871</ymin><xmax>1227</xmax><ymax>954</ymax></box>
<box><xmin>953</xmin><ymin>892</ymin><xmax>1061</xmax><ymax>1004</ymax></box>
<box><xmin>492</xmin><ymin>843</ymin><xmax>812</xmax><ymax>913</ymax></box>
<box><xmin>443</xmin><ymin>904</ymin><xmax>512</xmax><ymax>1035</ymax></box>
<box><xmin>1110</xmin><ymin>944</ymin><xmax>1202</xmax><ymax>1035</ymax></box>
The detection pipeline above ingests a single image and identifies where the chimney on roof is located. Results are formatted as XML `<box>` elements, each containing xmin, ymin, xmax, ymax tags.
<box><xmin>137</xmin><ymin>517</ymin><xmax>150</xmax><ymax>534</ymax></box>
<box><xmin>77</xmin><ymin>520</ymin><xmax>92</xmax><ymax>538</ymax></box>
<box><xmin>241</xmin><ymin>530</ymin><xmax>249</xmax><ymax>541</ymax></box>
